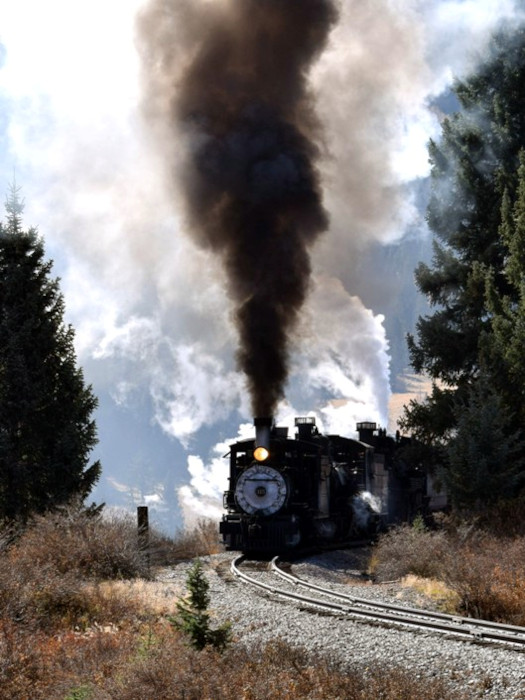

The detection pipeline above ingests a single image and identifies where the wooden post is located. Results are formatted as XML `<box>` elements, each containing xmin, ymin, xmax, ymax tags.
<box><xmin>137</xmin><ymin>506</ymin><xmax>150</xmax><ymax>571</ymax></box>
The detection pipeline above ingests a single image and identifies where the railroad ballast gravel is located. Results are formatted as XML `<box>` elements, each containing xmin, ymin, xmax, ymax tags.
<box><xmin>157</xmin><ymin>551</ymin><xmax>525</xmax><ymax>699</ymax></box>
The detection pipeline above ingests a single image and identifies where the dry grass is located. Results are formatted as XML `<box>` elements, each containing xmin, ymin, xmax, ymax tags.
<box><xmin>158</xmin><ymin>518</ymin><xmax>224</xmax><ymax>561</ymax></box>
<box><xmin>97</xmin><ymin>579</ymin><xmax>183</xmax><ymax>617</ymax></box>
<box><xmin>369</xmin><ymin>523</ymin><xmax>448</xmax><ymax>582</ymax></box>
<box><xmin>442</xmin><ymin>533</ymin><xmax>525</xmax><ymax>623</ymax></box>
<box><xmin>7</xmin><ymin>506</ymin><xmax>151</xmax><ymax>580</ymax></box>
<box><xmin>85</xmin><ymin>633</ymin><xmax>464</xmax><ymax>700</ymax></box>
<box><xmin>371</xmin><ymin>507</ymin><xmax>525</xmax><ymax>624</ymax></box>
<box><xmin>0</xmin><ymin>617</ymin><xmax>464</xmax><ymax>700</ymax></box>
<box><xmin>0</xmin><ymin>620</ymin><xmax>139</xmax><ymax>700</ymax></box>
<box><xmin>401</xmin><ymin>574</ymin><xmax>460</xmax><ymax>613</ymax></box>
<box><xmin>0</xmin><ymin>506</ymin><xmax>475</xmax><ymax>699</ymax></box>
<box><xmin>0</xmin><ymin>500</ymin><xmax>521</xmax><ymax>699</ymax></box>
<box><xmin>140</xmin><ymin>517</ymin><xmax>224</xmax><ymax>566</ymax></box>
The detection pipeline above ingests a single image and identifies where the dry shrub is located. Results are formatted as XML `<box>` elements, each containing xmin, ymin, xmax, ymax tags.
<box><xmin>0</xmin><ymin>620</ymin><xmax>137</xmax><ymax>700</ymax></box>
<box><xmin>371</xmin><ymin>520</ymin><xmax>525</xmax><ymax>624</ymax></box>
<box><xmin>0</xmin><ymin>522</ymin><xmax>20</xmax><ymax>554</ymax></box>
<box><xmin>0</xmin><ymin>558</ymin><xmax>145</xmax><ymax>631</ymax></box>
<box><xmin>0</xmin><ymin>505</ymin><xmax>224</xmax><ymax>575</ymax></box>
<box><xmin>442</xmin><ymin>533</ymin><xmax>525</xmax><ymax>624</ymax></box>
<box><xmin>0</xmin><ymin>622</ymin><xmax>45</xmax><ymax>699</ymax></box>
<box><xmin>0</xmin><ymin>623</ymin><xmax>465</xmax><ymax>700</ymax></box>
<box><xmin>370</xmin><ymin>524</ymin><xmax>448</xmax><ymax>582</ymax></box>
<box><xmin>135</xmin><ymin>518</ymin><xmax>223</xmax><ymax>566</ymax></box>
<box><xmin>161</xmin><ymin>518</ymin><xmax>224</xmax><ymax>562</ymax></box>
<box><xmin>88</xmin><ymin>633</ymin><xmax>461</xmax><ymax>700</ymax></box>
<box><xmin>0</xmin><ymin>506</ymin><xmax>154</xmax><ymax>631</ymax></box>
<box><xmin>0</xmin><ymin>507</ymin><xmax>222</xmax><ymax>634</ymax></box>
<box><xmin>9</xmin><ymin>507</ymin><xmax>150</xmax><ymax>580</ymax></box>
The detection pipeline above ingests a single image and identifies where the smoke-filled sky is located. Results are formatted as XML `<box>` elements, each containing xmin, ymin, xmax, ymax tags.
<box><xmin>0</xmin><ymin>0</ymin><xmax>522</xmax><ymax>530</ymax></box>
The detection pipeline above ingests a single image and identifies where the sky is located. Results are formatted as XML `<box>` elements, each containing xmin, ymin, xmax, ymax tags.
<box><xmin>0</xmin><ymin>0</ymin><xmax>522</xmax><ymax>532</ymax></box>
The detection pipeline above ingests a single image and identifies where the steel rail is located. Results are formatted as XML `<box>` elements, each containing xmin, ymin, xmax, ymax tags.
<box><xmin>231</xmin><ymin>555</ymin><xmax>525</xmax><ymax>649</ymax></box>
<box><xmin>271</xmin><ymin>557</ymin><xmax>525</xmax><ymax>638</ymax></box>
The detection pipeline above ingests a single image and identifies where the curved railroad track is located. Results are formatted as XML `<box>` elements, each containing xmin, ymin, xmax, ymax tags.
<box><xmin>231</xmin><ymin>554</ymin><xmax>525</xmax><ymax>651</ymax></box>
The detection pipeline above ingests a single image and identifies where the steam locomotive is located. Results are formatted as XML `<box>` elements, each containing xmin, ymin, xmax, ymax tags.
<box><xmin>219</xmin><ymin>416</ymin><xmax>427</xmax><ymax>553</ymax></box>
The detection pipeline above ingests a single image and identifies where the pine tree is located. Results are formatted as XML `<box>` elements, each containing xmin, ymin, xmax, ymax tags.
<box><xmin>485</xmin><ymin>150</ymin><xmax>525</xmax><ymax>425</ymax></box>
<box><xmin>0</xmin><ymin>185</ymin><xmax>101</xmax><ymax>521</ymax></box>
<box><xmin>401</xmin><ymin>22</ymin><xmax>525</xmax><ymax>506</ymax></box>
<box><xmin>170</xmin><ymin>559</ymin><xmax>231</xmax><ymax>651</ymax></box>
<box><xmin>445</xmin><ymin>379</ymin><xmax>524</xmax><ymax>509</ymax></box>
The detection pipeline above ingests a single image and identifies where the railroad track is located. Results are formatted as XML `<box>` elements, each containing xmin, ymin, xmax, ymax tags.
<box><xmin>231</xmin><ymin>554</ymin><xmax>525</xmax><ymax>651</ymax></box>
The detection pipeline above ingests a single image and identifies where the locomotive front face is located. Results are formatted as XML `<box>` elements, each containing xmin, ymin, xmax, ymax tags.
<box><xmin>234</xmin><ymin>463</ymin><xmax>288</xmax><ymax>516</ymax></box>
<box><xmin>220</xmin><ymin>428</ymin><xmax>302</xmax><ymax>551</ymax></box>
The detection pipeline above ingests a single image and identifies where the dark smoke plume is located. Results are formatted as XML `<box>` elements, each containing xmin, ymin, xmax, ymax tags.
<box><xmin>137</xmin><ymin>0</ymin><xmax>338</xmax><ymax>417</ymax></box>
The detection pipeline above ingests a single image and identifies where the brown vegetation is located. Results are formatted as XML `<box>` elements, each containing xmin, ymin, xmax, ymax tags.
<box><xmin>87</xmin><ymin>634</ymin><xmax>466</xmax><ymax>700</ymax></box>
<box><xmin>371</xmin><ymin>501</ymin><xmax>525</xmax><ymax>625</ymax></box>
<box><xmin>0</xmin><ymin>506</ymin><xmax>470</xmax><ymax>699</ymax></box>
<box><xmin>153</xmin><ymin>517</ymin><xmax>225</xmax><ymax>563</ymax></box>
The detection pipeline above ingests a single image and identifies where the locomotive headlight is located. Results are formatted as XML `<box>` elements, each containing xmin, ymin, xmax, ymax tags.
<box><xmin>253</xmin><ymin>446</ymin><xmax>270</xmax><ymax>462</ymax></box>
<box><xmin>235</xmin><ymin>464</ymin><xmax>287</xmax><ymax>516</ymax></box>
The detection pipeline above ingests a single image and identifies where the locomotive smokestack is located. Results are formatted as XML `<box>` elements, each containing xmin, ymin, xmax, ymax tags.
<box><xmin>137</xmin><ymin>0</ymin><xmax>338</xmax><ymax>418</ymax></box>
<box><xmin>254</xmin><ymin>416</ymin><xmax>273</xmax><ymax>451</ymax></box>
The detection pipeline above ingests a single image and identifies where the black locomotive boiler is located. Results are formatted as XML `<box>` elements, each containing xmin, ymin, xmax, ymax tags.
<box><xmin>220</xmin><ymin>416</ymin><xmax>427</xmax><ymax>553</ymax></box>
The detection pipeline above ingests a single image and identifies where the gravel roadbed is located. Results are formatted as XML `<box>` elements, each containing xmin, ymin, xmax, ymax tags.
<box><xmin>157</xmin><ymin>551</ymin><xmax>525</xmax><ymax>699</ymax></box>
